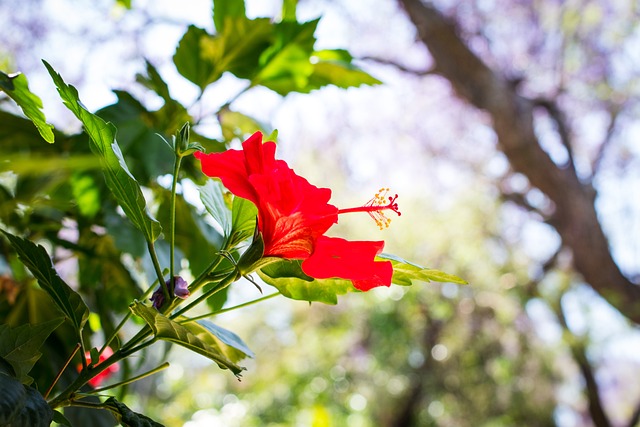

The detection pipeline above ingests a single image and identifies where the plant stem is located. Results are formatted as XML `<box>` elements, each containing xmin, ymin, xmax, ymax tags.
<box><xmin>147</xmin><ymin>241</ymin><xmax>168</xmax><ymax>302</ymax></box>
<box><xmin>85</xmin><ymin>362</ymin><xmax>170</xmax><ymax>394</ymax></box>
<box><xmin>169</xmin><ymin>155</ymin><xmax>183</xmax><ymax>292</ymax></box>
<box><xmin>179</xmin><ymin>292</ymin><xmax>280</xmax><ymax>324</ymax></box>
<box><xmin>170</xmin><ymin>271</ymin><xmax>237</xmax><ymax>319</ymax></box>
<box><xmin>44</xmin><ymin>343</ymin><xmax>80</xmax><ymax>400</ymax></box>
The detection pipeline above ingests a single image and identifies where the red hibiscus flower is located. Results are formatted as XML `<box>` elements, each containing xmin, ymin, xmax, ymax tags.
<box><xmin>77</xmin><ymin>346</ymin><xmax>119</xmax><ymax>388</ymax></box>
<box><xmin>194</xmin><ymin>132</ymin><xmax>400</xmax><ymax>291</ymax></box>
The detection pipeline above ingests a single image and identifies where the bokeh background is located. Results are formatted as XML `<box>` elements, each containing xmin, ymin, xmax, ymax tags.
<box><xmin>2</xmin><ymin>0</ymin><xmax>640</xmax><ymax>426</ymax></box>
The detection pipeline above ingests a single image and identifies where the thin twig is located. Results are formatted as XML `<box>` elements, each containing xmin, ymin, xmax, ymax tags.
<box><xmin>44</xmin><ymin>343</ymin><xmax>80</xmax><ymax>399</ymax></box>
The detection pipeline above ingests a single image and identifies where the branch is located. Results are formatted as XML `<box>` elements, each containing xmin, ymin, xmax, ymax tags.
<box><xmin>532</xmin><ymin>97</ymin><xmax>576</xmax><ymax>172</ymax></box>
<box><xmin>360</xmin><ymin>55</ymin><xmax>435</xmax><ymax>76</ymax></box>
<box><xmin>554</xmin><ymin>301</ymin><xmax>612</xmax><ymax>427</ymax></box>
<box><xmin>591</xmin><ymin>104</ymin><xmax>622</xmax><ymax>176</ymax></box>
<box><xmin>397</xmin><ymin>0</ymin><xmax>640</xmax><ymax>323</ymax></box>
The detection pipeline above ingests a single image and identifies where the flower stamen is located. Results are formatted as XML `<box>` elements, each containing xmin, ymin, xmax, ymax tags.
<box><xmin>337</xmin><ymin>188</ymin><xmax>401</xmax><ymax>230</ymax></box>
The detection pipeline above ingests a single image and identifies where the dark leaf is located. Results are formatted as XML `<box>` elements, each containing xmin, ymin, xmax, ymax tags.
<box><xmin>104</xmin><ymin>397</ymin><xmax>164</xmax><ymax>427</ymax></box>
<box><xmin>0</xmin><ymin>373</ymin><xmax>53</xmax><ymax>427</ymax></box>
<box><xmin>0</xmin><ymin>317</ymin><xmax>64</xmax><ymax>384</ymax></box>
<box><xmin>2</xmin><ymin>230</ymin><xmax>89</xmax><ymax>335</ymax></box>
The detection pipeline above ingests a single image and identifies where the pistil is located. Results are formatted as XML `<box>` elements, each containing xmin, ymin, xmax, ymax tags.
<box><xmin>338</xmin><ymin>188</ymin><xmax>401</xmax><ymax>230</ymax></box>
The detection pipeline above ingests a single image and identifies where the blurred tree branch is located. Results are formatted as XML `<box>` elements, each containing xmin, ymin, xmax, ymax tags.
<box><xmin>397</xmin><ymin>0</ymin><xmax>640</xmax><ymax>323</ymax></box>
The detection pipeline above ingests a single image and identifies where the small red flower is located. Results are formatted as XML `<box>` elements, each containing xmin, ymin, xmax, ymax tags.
<box><xmin>77</xmin><ymin>346</ymin><xmax>119</xmax><ymax>388</ymax></box>
<box><xmin>194</xmin><ymin>132</ymin><xmax>401</xmax><ymax>290</ymax></box>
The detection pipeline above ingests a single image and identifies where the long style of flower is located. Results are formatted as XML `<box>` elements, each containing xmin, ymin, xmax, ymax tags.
<box><xmin>194</xmin><ymin>132</ymin><xmax>401</xmax><ymax>291</ymax></box>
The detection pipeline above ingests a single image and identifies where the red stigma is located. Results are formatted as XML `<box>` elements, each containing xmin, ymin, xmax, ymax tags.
<box><xmin>337</xmin><ymin>188</ymin><xmax>401</xmax><ymax>230</ymax></box>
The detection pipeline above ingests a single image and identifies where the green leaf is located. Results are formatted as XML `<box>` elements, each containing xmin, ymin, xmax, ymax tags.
<box><xmin>129</xmin><ymin>301</ymin><xmax>244</xmax><ymax>376</ymax></box>
<box><xmin>173</xmin><ymin>18</ymin><xmax>273</xmax><ymax>90</ymax></box>
<box><xmin>253</xmin><ymin>19</ymin><xmax>319</xmax><ymax>95</ymax></box>
<box><xmin>43</xmin><ymin>61</ymin><xmax>162</xmax><ymax>243</ymax></box>
<box><xmin>200</xmin><ymin>180</ymin><xmax>232</xmax><ymax>238</ymax></box>
<box><xmin>179</xmin><ymin>319</ymin><xmax>253</xmax><ymax>363</ymax></box>
<box><xmin>230</xmin><ymin>196</ymin><xmax>258</xmax><ymax>248</ymax></box>
<box><xmin>282</xmin><ymin>0</ymin><xmax>297</xmax><ymax>21</ymax></box>
<box><xmin>0</xmin><ymin>317</ymin><xmax>64</xmax><ymax>384</ymax></box>
<box><xmin>0</xmin><ymin>71</ymin><xmax>54</xmax><ymax>143</ymax></box>
<box><xmin>219</xmin><ymin>109</ymin><xmax>270</xmax><ymax>142</ymax></box>
<box><xmin>104</xmin><ymin>397</ymin><xmax>164</xmax><ymax>427</ymax></box>
<box><xmin>2</xmin><ymin>230</ymin><xmax>89</xmax><ymax>335</ymax></box>
<box><xmin>195</xmin><ymin>320</ymin><xmax>254</xmax><ymax>358</ymax></box>
<box><xmin>378</xmin><ymin>253</ymin><xmax>468</xmax><ymax>286</ymax></box>
<box><xmin>0</xmin><ymin>373</ymin><xmax>53</xmax><ymax>427</ymax></box>
<box><xmin>258</xmin><ymin>259</ymin><xmax>354</xmax><ymax>305</ymax></box>
<box><xmin>213</xmin><ymin>0</ymin><xmax>246</xmax><ymax>32</ymax></box>
<box><xmin>52</xmin><ymin>410</ymin><xmax>72</xmax><ymax>427</ymax></box>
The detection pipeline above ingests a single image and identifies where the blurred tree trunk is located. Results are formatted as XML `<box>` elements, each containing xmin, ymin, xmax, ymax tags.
<box><xmin>397</xmin><ymin>0</ymin><xmax>640</xmax><ymax>324</ymax></box>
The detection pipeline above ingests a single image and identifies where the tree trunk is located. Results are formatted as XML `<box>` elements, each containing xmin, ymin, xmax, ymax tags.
<box><xmin>397</xmin><ymin>0</ymin><xmax>640</xmax><ymax>323</ymax></box>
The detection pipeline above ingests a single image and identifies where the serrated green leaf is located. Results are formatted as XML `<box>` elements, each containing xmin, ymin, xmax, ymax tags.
<box><xmin>104</xmin><ymin>397</ymin><xmax>164</xmax><ymax>427</ymax></box>
<box><xmin>378</xmin><ymin>253</ymin><xmax>468</xmax><ymax>286</ymax></box>
<box><xmin>173</xmin><ymin>18</ymin><xmax>273</xmax><ymax>90</ymax></box>
<box><xmin>0</xmin><ymin>373</ymin><xmax>53</xmax><ymax>427</ymax></box>
<box><xmin>2</xmin><ymin>230</ymin><xmax>89</xmax><ymax>335</ymax></box>
<box><xmin>254</xmin><ymin>19</ymin><xmax>318</xmax><ymax>95</ymax></box>
<box><xmin>0</xmin><ymin>71</ymin><xmax>54</xmax><ymax>143</ymax></box>
<box><xmin>258</xmin><ymin>259</ymin><xmax>354</xmax><ymax>305</ymax></box>
<box><xmin>213</xmin><ymin>0</ymin><xmax>246</xmax><ymax>32</ymax></box>
<box><xmin>200</xmin><ymin>180</ymin><xmax>232</xmax><ymax>238</ymax></box>
<box><xmin>129</xmin><ymin>301</ymin><xmax>244</xmax><ymax>376</ymax></box>
<box><xmin>43</xmin><ymin>61</ymin><xmax>162</xmax><ymax>243</ymax></box>
<box><xmin>0</xmin><ymin>317</ymin><xmax>64</xmax><ymax>384</ymax></box>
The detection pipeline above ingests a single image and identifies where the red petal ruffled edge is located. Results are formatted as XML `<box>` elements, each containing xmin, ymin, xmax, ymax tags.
<box><xmin>301</xmin><ymin>236</ymin><xmax>393</xmax><ymax>291</ymax></box>
<box><xmin>194</xmin><ymin>132</ymin><xmax>271</xmax><ymax>204</ymax></box>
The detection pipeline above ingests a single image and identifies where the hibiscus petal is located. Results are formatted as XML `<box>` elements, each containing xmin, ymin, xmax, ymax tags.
<box><xmin>301</xmin><ymin>236</ymin><xmax>393</xmax><ymax>291</ymax></box>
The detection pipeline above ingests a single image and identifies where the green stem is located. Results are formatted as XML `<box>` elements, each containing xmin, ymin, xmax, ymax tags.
<box><xmin>48</xmin><ymin>338</ymin><xmax>158</xmax><ymax>409</ymax></box>
<box><xmin>147</xmin><ymin>241</ymin><xmax>169</xmax><ymax>302</ymax></box>
<box><xmin>179</xmin><ymin>292</ymin><xmax>280</xmax><ymax>324</ymax></box>
<box><xmin>170</xmin><ymin>272</ymin><xmax>237</xmax><ymax>320</ymax></box>
<box><xmin>85</xmin><ymin>362</ymin><xmax>170</xmax><ymax>394</ymax></box>
<box><xmin>169</xmin><ymin>155</ymin><xmax>183</xmax><ymax>291</ymax></box>
<box><xmin>100</xmin><ymin>280</ymin><xmax>159</xmax><ymax>355</ymax></box>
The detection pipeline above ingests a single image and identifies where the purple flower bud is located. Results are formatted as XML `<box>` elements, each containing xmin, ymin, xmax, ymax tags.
<box><xmin>150</xmin><ymin>276</ymin><xmax>190</xmax><ymax>310</ymax></box>
<box><xmin>173</xmin><ymin>276</ymin><xmax>190</xmax><ymax>299</ymax></box>
<box><xmin>150</xmin><ymin>288</ymin><xmax>164</xmax><ymax>310</ymax></box>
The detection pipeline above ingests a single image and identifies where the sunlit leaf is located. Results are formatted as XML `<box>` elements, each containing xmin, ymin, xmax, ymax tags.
<box><xmin>219</xmin><ymin>109</ymin><xmax>270</xmax><ymax>142</ymax></box>
<box><xmin>130</xmin><ymin>301</ymin><xmax>244</xmax><ymax>376</ymax></box>
<box><xmin>0</xmin><ymin>317</ymin><xmax>64</xmax><ymax>384</ymax></box>
<box><xmin>258</xmin><ymin>259</ymin><xmax>353</xmax><ymax>305</ymax></box>
<box><xmin>0</xmin><ymin>71</ymin><xmax>54</xmax><ymax>143</ymax></box>
<box><xmin>213</xmin><ymin>0</ymin><xmax>246</xmax><ymax>32</ymax></box>
<box><xmin>43</xmin><ymin>61</ymin><xmax>162</xmax><ymax>243</ymax></box>
<box><xmin>282</xmin><ymin>0</ymin><xmax>297</xmax><ymax>21</ymax></box>
<box><xmin>179</xmin><ymin>318</ymin><xmax>254</xmax><ymax>363</ymax></box>
<box><xmin>378</xmin><ymin>253</ymin><xmax>468</xmax><ymax>286</ymax></box>
<box><xmin>173</xmin><ymin>18</ymin><xmax>273</xmax><ymax>90</ymax></box>
<box><xmin>200</xmin><ymin>179</ymin><xmax>232</xmax><ymax>238</ymax></box>
<box><xmin>2</xmin><ymin>230</ymin><xmax>89</xmax><ymax>335</ymax></box>
<box><xmin>230</xmin><ymin>196</ymin><xmax>258</xmax><ymax>248</ymax></box>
